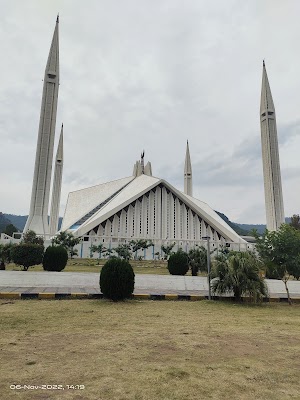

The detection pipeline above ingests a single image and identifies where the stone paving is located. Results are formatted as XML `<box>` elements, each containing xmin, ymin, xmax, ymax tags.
<box><xmin>1</xmin><ymin>271</ymin><xmax>300</xmax><ymax>298</ymax></box>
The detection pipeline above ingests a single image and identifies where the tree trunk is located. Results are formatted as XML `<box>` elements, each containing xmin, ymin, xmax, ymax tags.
<box><xmin>283</xmin><ymin>277</ymin><xmax>293</xmax><ymax>305</ymax></box>
<box><xmin>234</xmin><ymin>287</ymin><xmax>242</xmax><ymax>302</ymax></box>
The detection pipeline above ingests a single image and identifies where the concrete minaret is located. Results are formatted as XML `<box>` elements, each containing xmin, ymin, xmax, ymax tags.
<box><xmin>184</xmin><ymin>140</ymin><xmax>193</xmax><ymax>196</ymax></box>
<box><xmin>260</xmin><ymin>61</ymin><xmax>285</xmax><ymax>231</ymax></box>
<box><xmin>24</xmin><ymin>16</ymin><xmax>60</xmax><ymax>235</ymax></box>
<box><xmin>49</xmin><ymin>124</ymin><xmax>63</xmax><ymax>236</ymax></box>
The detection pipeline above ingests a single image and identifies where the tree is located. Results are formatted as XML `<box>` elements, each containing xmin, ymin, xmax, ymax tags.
<box><xmin>90</xmin><ymin>244</ymin><xmax>105</xmax><ymax>259</ymax></box>
<box><xmin>102</xmin><ymin>248</ymin><xmax>114</xmax><ymax>258</ymax></box>
<box><xmin>161</xmin><ymin>242</ymin><xmax>176</xmax><ymax>260</ymax></box>
<box><xmin>254</xmin><ymin>224</ymin><xmax>300</xmax><ymax>304</ymax></box>
<box><xmin>4</xmin><ymin>224</ymin><xmax>18</xmax><ymax>237</ymax></box>
<box><xmin>188</xmin><ymin>246</ymin><xmax>207</xmax><ymax>276</ymax></box>
<box><xmin>129</xmin><ymin>239</ymin><xmax>153</xmax><ymax>260</ymax></box>
<box><xmin>11</xmin><ymin>243</ymin><xmax>44</xmax><ymax>271</ymax></box>
<box><xmin>290</xmin><ymin>214</ymin><xmax>300</xmax><ymax>230</ymax></box>
<box><xmin>113</xmin><ymin>244</ymin><xmax>132</xmax><ymax>260</ymax></box>
<box><xmin>0</xmin><ymin>243</ymin><xmax>16</xmax><ymax>269</ymax></box>
<box><xmin>22</xmin><ymin>230</ymin><xmax>44</xmax><ymax>246</ymax></box>
<box><xmin>52</xmin><ymin>231</ymin><xmax>80</xmax><ymax>258</ymax></box>
<box><xmin>211</xmin><ymin>251</ymin><xmax>267</xmax><ymax>303</ymax></box>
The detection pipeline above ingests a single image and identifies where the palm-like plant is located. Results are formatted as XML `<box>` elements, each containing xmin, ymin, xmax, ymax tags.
<box><xmin>211</xmin><ymin>251</ymin><xmax>268</xmax><ymax>302</ymax></box>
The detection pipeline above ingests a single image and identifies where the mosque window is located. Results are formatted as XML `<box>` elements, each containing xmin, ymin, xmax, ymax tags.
<box><xmin>187</xmin><ymin>212</ymin><xmax>189</xmax><ymax>239</ymax></box>
<box><xmin>139</xmin><ymin>199</ymin><xmax>142</xmax><ymax>234</ymax></box>
<box><xmin>146</xmin><ymin>196</ymin><xmax>149</xmax><ymax>234</ymax></box>
<box><xmin>268</xmin><ymin>111</ymin><xmax>274</xmax><ymax>115</ymax></box>
<box><xmin>262</xmin><ymin>112</ymin><xmax>266</xmax><ymax>117</ymax></box>
<box><xmin>48</xmin><ymin>73</ymin><xmax>56</xmax><ymax>79</ymax></box>
<box><xmin>153</xmin><ymin>197</ymin><xmax>156</xmax><ymax>234</ymax></box>
<box><xmin>174</xmin><ymin>207</ymin><xmax>176</xmax><ymax>238</ymax></box>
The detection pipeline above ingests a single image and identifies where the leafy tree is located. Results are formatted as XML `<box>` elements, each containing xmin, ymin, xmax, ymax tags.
<box><xmin>130</xmin><ymin>239</ymin><xmax>153</xmax><ymax>260</ymax></box>
<box><xmin>22</xmin><ymin>230</ymin><xmax>44</xmax><ymax>245</ymax></box>
<box><xmin>161</xmin><ymin>242</ymin><xmax>176</xmax><ymax>260</ymax></box>
<box><xmin>102</xmin><ymin>248</ymin><xmax>114</xmax><ymax>258</ymax></box>
<box><xmin>290</xmin><ymin>214</ymin><xmax>300</xmax><ymax>230</ymax></box>
<box><xmin>11</xmin><ymin>243</ymin><xmax>44</xmax><ymax>271</ymax></box>
<box><xmin>90</xmin><ymin>244</ymin><xmax>105</xmax><ymax>259</ymax></box>
<box><xmin>4</xmin><ymin>224</ymin><xmax>18</xmax><ymax>237</ymax></box>
<box><xmin>52</xmin><ymin>231</ymin><xmax>80</xmax><ymax>258</ymax></box>
<box><xmin>113</xmin><ymin>244</ymin><xmax>132</xmax><ymax>260</ymax></box>
<box><xmin>0</xmin><ymin>243</ymin><xmax>16</xmax><ymax>269</ymax></box>
<box><xmin>188</xmin><ymin>246</ymin><xmax>207</xmax><ymax>276</ymax></box>
<box><xmin>254</xmin><ymin>224</ymin><xmax>300</xmax><ymax>304</ymax></box>
<box><xmin>211</xmin><ymin>251</ymin><xmax>267</xmax><ymax>302</ymax></box>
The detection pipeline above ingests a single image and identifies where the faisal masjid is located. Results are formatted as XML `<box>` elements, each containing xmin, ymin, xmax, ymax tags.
<box><xmin>18</xmin><ymin>17</ymin><xmax>285</xmax><ymax>258</ymax></box>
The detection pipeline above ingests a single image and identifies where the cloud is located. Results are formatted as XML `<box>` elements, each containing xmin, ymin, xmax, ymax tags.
<box><xmin>1</xmin><ymin>0</ymin><xmax>300</xmax><ymax>224</ymax></box>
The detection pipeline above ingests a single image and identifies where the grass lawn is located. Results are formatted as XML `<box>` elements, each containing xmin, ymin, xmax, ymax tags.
<box><xmin>1</xmin><ymin>300</ymin><xmax>300</xmax><ymax>400</ymax></box>
<box><xmin>5</xmin><ymin>259</ymin><xmax>203</xmax><ymax>276</ymax></box>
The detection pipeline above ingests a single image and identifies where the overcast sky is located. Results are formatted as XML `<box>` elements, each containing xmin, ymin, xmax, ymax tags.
<box><xmin>1</xmin><ymin>0</ymin><xmax>300</xmax><ymax>224</ymax></box>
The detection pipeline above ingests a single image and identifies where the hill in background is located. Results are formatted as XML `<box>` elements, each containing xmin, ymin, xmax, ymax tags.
<box><xmin>1</xmin><ymin>214</ymin><xmax>62</xmax><ymax>234</ymax></box>
<box><xmin>0</xmin><ymin>213</ymin><xmax>13</xmax><ymax>233</ymax></box>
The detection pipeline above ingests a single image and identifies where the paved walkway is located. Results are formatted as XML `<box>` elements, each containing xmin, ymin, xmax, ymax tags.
<box><xmin>1</xmin><ymin>271</ymin><xmax>300</xmax><ymax>300</ymax></box>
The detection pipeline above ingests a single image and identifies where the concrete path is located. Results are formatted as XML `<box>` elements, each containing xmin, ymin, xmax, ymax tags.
<box><xmin>1</xmin><ymin>271</ymin><xmax>300</xmax><ymax>299</ymax></box>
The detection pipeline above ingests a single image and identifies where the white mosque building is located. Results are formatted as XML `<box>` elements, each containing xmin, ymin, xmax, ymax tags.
<box><xmin>61</xmin><ymin>146</ymin><xmax>250</xmax><ymax>258</ymax></box>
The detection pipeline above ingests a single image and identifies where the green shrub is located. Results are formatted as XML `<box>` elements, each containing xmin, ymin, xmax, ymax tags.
<box><xmin>11</xmin><ymin>243</ymin><xmax>44</xmax><ymax>271</ymax></box>
<box><xmin>100</xmin><ymin>258</ymin><xmax>135</xmax><ymax>301</ymax></box>
<box><xmin>167</xmin><ymin>250</ymin><xmax>189</xmax><ymax>275</ymax></box>
<box><xmin>0</xmin><ymin>243</ymin><xmax>16</xmax><ymax>270</ymax></box>
<box><xmin>43</xmin><ymin>246</ymin><xmax>68</xmax><ymax>271</ymax></box>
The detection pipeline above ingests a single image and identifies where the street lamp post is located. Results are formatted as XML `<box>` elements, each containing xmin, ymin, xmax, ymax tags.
<box><xmin>202</xmin><ymin>236</ymin><xmax>211</xmax><ymax>300</ymax></box>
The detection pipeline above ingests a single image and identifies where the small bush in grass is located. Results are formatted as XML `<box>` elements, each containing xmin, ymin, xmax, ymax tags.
<box><xmin>100</xmin><ymin>258</ymin><xmax>135</xmax><ymax>301</ymax></box>
<box><xmin>43</xmin><ymin>246</ymin><xmax>68</xmax><ymax>272</ymax></box>
<box><xmin>167</xmin><ymin>250</ymin><xmax>189</xmax><ymax>275</ymax></box>
<box><xmin>11</xmin><ymin>243</ymin><xmax>44</xmax><ymax>271</ymax></box>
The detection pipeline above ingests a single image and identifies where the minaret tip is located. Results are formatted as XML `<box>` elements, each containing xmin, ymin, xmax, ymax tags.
<box><xmin>56</xmin><ymin>14</ymin><xmax>59</xmax><ymax>23</ymax></box>
<box><xmin>61</xmin><ymin>122</ymin><xmax>63</xmax><ymax>128</ymax></box>
<box><xmin>263</xmin><ymin>59</ymin><xmax>265</xmax><ymax>67</ymax></box>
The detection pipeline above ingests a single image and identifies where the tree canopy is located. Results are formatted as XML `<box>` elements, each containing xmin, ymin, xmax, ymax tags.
<box><xmin>254</xmin><ymin>224</ymin><xmax>300</xmax><ymax>304</ymax></box>
<box><xmin>52</xmin><ymin>231</ymin><xmax>80</xmax><ymax>258</ymax></box>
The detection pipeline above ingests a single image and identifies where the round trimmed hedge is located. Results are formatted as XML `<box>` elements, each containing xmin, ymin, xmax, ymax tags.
<box><xmin>167</xmin><ymin>250</ymin><xmax>189</xmax><ymax>275</ymax></box>
<box><xmin>100</xmin><ymin>258</ymin><xmax>135</xmax><ymax>301</ymax></box>
<box><xmin>43</xmin><ymin>245</ymin><xmax>68</xmax><ymax>272</ymax></box>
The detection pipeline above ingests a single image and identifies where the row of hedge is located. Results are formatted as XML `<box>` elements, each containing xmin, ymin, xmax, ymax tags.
<box><xmin>11</xmin><ymin>244</ymin><xmax>68</xmax><ymax>271</ymax></box>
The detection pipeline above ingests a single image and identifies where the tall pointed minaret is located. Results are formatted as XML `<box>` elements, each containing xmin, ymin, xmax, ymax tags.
<box><xmin>184</xmin><ymin>140</ymin><xmax>193</xmax><ymax>196</ymax></box>
<box><xmin>49</xmin><ymin>124</ymin><xmax>64</xmax><ymax>236</ymax></box>
<box><xmin>260</xmin><ymin>61</ymin><xmax>285</xmax><ymax>231</ymax></box>
<box><xmin>24</xmin><ymin>16</ymin><xmax>60</xmax><ymax>235</ymax></box>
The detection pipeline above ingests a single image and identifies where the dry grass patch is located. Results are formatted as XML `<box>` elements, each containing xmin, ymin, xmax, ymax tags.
<box><xmin>0</xmin><ymin>300</ymin><xmax>300</xmax><ymax>400</ymax></box>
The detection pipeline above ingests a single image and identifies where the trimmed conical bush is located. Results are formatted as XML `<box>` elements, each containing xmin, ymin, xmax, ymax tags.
<box><xmin>100</xmin><ymin>258</ymin><xmax>135</xmax><ymax>301</ymax></box>
<box><xmin>43</xmin><ymin>245</ymin><xmax>68</xmax><ymax>272</ymax></box>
